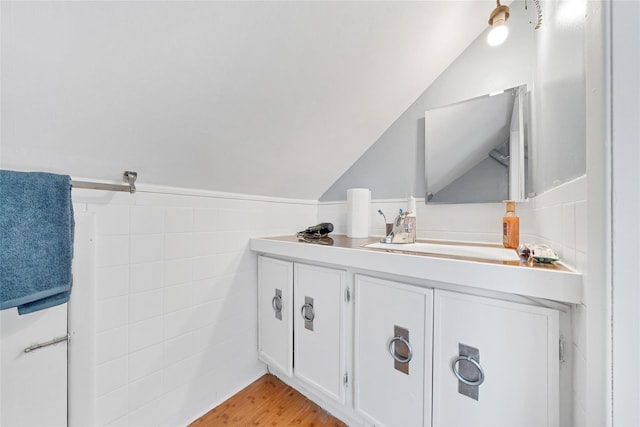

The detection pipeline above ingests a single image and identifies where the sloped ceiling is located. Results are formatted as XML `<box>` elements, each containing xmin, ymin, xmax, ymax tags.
<box><xmin>1</xmin><ymin>1</ymin><xmax>493</xmax><ymax>200</ymax></box>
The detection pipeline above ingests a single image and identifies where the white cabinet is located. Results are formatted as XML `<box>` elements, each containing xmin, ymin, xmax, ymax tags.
<box><xmin>258</xmin><ymin>257</ymin><xmax>347</xmax><ymax>404</ymax></box>
<box><xmin>432</xmin><ymin>290</ymin><xmax>559</xmax><ymax>427</ymax></box>
<box><xmin>258</xmin><ymin>256</ymin><xmax>293</xmax><ymax>377</ymax></box>
<box><xmin>293</xmin><ymin>263</ymin><xmax>347</xmax><ymax>404</ymax></box>
<box><xmin>354</xmin><ymin>275</ymin><xmax>433</xmax><ymax>427</ymax></box>
<box><xmin>256</xmin><ymin>254</ymin><xmax>563</xmax><ymax>427</ymax></box>
<box><xmin>1</xmin><ymin>304</ymin><xmax>68</xmax><ymax>427</ymax></box>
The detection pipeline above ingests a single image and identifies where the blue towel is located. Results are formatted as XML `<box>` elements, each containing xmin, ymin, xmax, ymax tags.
<box><xmin>0</xmin><ymin>170</ymin><xmax>75</xmax><ymax>315</ymax></box>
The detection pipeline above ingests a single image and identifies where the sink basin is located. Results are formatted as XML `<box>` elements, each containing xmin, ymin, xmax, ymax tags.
<box><xmin>364</xmin><ymin>241</ymin><xmax>521</xmax><ymax>262</ymax></box>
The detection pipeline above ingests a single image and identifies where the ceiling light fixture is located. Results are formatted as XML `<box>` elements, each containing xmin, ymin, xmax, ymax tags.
<box><xmin>487</xmin><ymin>0</ymin><xmax>510</xmax><ymax>46</ymax></box>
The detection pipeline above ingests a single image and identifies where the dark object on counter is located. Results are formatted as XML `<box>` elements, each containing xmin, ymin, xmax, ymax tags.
<box><xmin>297</xmin><ymin>236</ymin><xmax>334</xmax><ymax>246</ymax></box>
<box><xmin>297</xmin><ymin>222</ymin><xmax>334</xmax><ymax>239</ymax></box>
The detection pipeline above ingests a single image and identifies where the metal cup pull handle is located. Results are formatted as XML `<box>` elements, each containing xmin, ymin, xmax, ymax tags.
<box><xmin>301</xmin><ymin>303</ymin><xmax>315</xmax><ymax>322</ymax></box>
<box><xmin>272</xmin><ymin>295</ymin><xmax>282</xmax><ymax>313</ymax></box>
<box><xmin>271</xmin><ymin>289</ymin><xmax>283</xmax><ymax>320</ymax></box>
<box><xmin>388</xmin><ymin>335</ymin><xmax>413</xmax><ymax>364</ymax></box>
<box><xmin>452</xmin><ymin>355</ymin><xmax>485</xmax><ymax>386</ymax></box>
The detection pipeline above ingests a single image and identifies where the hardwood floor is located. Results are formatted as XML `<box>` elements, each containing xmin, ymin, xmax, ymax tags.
<box><xmin>190</xmin><ymin>374</ymin><xmax>347</xmax><ymax>426</ymax></box>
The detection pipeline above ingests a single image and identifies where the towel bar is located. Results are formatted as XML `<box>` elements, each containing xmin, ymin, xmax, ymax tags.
<box><xmin>71</xmin><ymin>171</ymin><xmax>137</xmax><ymax>193</ymax></box>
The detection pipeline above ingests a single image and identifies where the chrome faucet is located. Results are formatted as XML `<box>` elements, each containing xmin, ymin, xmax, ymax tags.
<box><xmin>383</xmin><ymin>212</ymin><xmax>416</xmax><ymax>244</ymax></box>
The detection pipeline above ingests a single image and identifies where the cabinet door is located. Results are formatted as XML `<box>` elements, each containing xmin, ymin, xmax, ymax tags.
<box><xmin>258</xmin><ymin>256</ymin><xmax>293</xmax><ymax>377</ymax></box>
<box><xmin>1</xmin><ymin>304</ymin><xmax>68</xmax><ymax>427</ymax></box>
<box><xmin>433</xmin><ymin>290</ymin><xmax>559</xmax><ymax>427</ymax></box>
<box><xmin>293</xmin><ymin>263</ymin><xmax>346</xmax><ymax>404</ymax></box>
<box><xmin>354</xmin><ymin>275</ymin><xmax>433</xmax><ymax>427</ymax></box>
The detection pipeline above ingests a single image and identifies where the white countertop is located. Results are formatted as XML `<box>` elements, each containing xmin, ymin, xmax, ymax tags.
<box><xmin>250</xmin><ymin>235</ymin><xmax>583</xmax><ymax>305</ymax></box>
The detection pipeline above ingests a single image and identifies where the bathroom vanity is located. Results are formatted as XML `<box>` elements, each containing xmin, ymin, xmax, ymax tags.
<box><xmin>251</xmin><ymin>235</ymin><xmax>582</xmax><ymax>427</ymax></box>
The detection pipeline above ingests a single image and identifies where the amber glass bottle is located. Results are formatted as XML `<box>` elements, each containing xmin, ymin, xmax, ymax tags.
<box><xmin>502</xmin><ymin>200</ymin><xmax>519</xmax><ymax>249</ymax></box>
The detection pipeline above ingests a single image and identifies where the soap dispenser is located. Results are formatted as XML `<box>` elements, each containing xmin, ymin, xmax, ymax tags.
<box><xmin>406</xmin><ymin>196</ymin><xmax>417</xmax><ymax>243</ymax></box>
<box><xmin>502</xmin><ymin>200</ymin><xmax>519</xmax><ymax>249</ymax></box>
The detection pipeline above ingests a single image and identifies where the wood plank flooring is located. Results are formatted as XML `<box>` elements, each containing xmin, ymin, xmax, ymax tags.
<box><xmin>190</xmin><ymin>374</ymin><xmax>347</xmax><ymax>426</ymax></box>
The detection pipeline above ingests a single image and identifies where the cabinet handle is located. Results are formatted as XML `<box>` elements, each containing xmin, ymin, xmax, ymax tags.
<box><xmin>452</xmin><ymin>355</ymin><xmax>485</xmax><ymax>386</ymax></box>
<box><xmin>272</xmin><ymin>294</ymin><xmax>283</xmax><ymax>313</ymax></box>
<box><xmin>388</xmin><ymin>336</ymin><xmax>413</xmax><ymax>364</ymax></box>
<box><xmin>272</xmin><ymin>289</ymin><xmax>283</xmax><ymax>320</ymax></box>
<box><xmin>301</xmin><ymin>303</ymin><xmax>315</xmax><ymax>322</ymax></box>
<box><xmin>24</xmin><ymin>333</ymin><xmax>70</xmax><ymax>353</ymax></box>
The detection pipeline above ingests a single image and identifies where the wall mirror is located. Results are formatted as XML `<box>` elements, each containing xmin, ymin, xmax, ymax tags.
<box><xmin>424</xmin><ymin>85</ymin><xmax>530</xmax><ymax>204</ymax></box>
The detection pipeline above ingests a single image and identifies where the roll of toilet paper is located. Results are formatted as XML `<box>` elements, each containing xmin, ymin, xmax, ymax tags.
<box><xmin>347</xmin><ymin>188</ymin><xmax>371</xmax><ymax>238</ymax></box>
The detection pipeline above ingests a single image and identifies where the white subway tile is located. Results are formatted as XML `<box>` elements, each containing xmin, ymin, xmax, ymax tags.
<box><xmin>127</xmin><ymin>395</ymin><xmax>170</xmax><ymax>427</ymax></box>
<box><xmin>104</xmin><ymin>414</ymin><xmax>129</xmax><ymax>427</ymax></box>
<box><xmin>129</xmin><ymin>317</ymin><xmax>163</xmax><ymax>353</ymax></box>
<box><xmin>131</xmin><ymin>234</ymin><xmax>164</xmax><ymax>264</ymax></box>
<box><xmin>164</xmin><ymin>283</ymin><xmax>195</xmax><ymax>314</ymax></box>
<box><xmin>191</xmin><ymin>326</ymin><xmax>215</xmax><ymax>355</ymax></box>
<box><xmin>96</xmin><ymin>356</ymin><xmax>128</xmax><ymax>397</ymax></box>
<box><xmin>164</xmin><ymin>233</ymin><xmax>194</xmax><ymax>260</ymax></box>
<box><xmin>535</xmin><ymin>175</ymin><xmax>587</xmax><ymax>208</ymax></box>
<box><xmin>191</xmin><ymin>300</ymin><xmax>224</xmax><ymax>330</ymax></box>
<box><xmin>229</xmin><ymin>271</ymin><xmax>256</xmax><ymax>296</ymax></box>
<box><xmin>96</xmin><ymin>205</ymin><xmax>130</xmax><ymax>236</ymax></box>
<box><xmin>165</xmin><ymin>207</ymin><xmax>194</xmax><ymax>233</ymax></box>
<box><xmin>561</xmin><ymin>203</ymin><xmax>577</xmax><ymax>250</ymax></box>
<box><xmin>193</xmin><ymin>255</ymin><xmax>217</xmax><ymax>280</ymax></box>
<box><xmin>130</xmin><ymin>206</ymin><xmax>164</xmax><ymax>235</ymax></box>
<box><xmin>96</xmin><ymin>326</ymin><xmax>128</xmax><ymax>365</ymax></box>
<box><xmin>129</xmin><ymin>344</ymin><xmax>163</xmax><ymax>382</ymax></box>
<box><xmin>163</xmin><ymin>331</ymin><xmax>196</xmax><ymax>367</ymax></box>
<box><xmin>130</xmin><ymin>262</ymin><xmax>164</xmax><ymax>293</ymax></box>
<box><xmin>164</xmin><ymin>353</ymin><xmax>204</xmax><ymax>392</ymax></box>
<box><xmin>97</xmin><ymin>265</ymin><xmax>129</xmax><ymax>300</ymax></box>
<box><xmin>72</xmin><ymin>202</ymin><xmax>88</xmax><ymax>213</ymax></box>
<box><xmin>163</xmin><ymin>308</ymin><xmax>195</xmax><ymax>340</ymax></box>
<box><xmin>129</xmin><ymin>290</ymin><xmax>162</xmax><ymax>324</ymax></box>
<box><xmin>192</xmin><ymin>232</ymin><xmax>217</xmax><ymax>256</ymax></box>
<box><xmin>192</xmin><ymin>277</ymin><xmax>219</xmax><ymax>303</ymax></box>
<box><xmin>128</xmin><ymin>371</ymin><xmax>164</xmax><ymax>413</ymax></box>
<box><xmin>164</xmin><ymin>258</ymin><xmax>193</xmax><ymax>287</ymax></box>
<box><xmin>575</xmin><ymin>250</ymin><xmax>587</xmax><ymax>277</ymax></box>
<box><xmin>535</xmin><ymin>205</ymin><xmax>564</xmax><ymax>244</ymax></box>
<box><xmin>96</xmin><ymin>235</ymin><xmax>130</xmax><ymax>267</ymax></box>
<box><xmin>194</xmin><ymin>209</ymin><xmax>219</xmax><ymax>232</ymax></box>
<box><xmin>97</xmin><ymin>296</ymin><xmax>128</xmax><ymax>332</ymax></box>
<box><xmin>95</xmin><ymin>387</ymin><xmax>129</xmax><ymax>427</ymax></box>
<box><xmin>215</xmin><ymin>231</ymin><xmax>250</xmax><ymax>253</ymax></box>
<box><xmin>560</xmin><ymin>245</ymin><xmax>577</xmax><ymax>270</ymax></box>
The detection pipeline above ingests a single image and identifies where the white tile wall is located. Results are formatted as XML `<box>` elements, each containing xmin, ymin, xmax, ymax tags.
<box><xmin>318</xmin><ymin>176</ymin><xmax>587</xmax><ymax>270</ymax></box>
<box><xmin>72</xmin><ymin>187</ymin><xmax>317</xmax><ymax>426</ymax></box>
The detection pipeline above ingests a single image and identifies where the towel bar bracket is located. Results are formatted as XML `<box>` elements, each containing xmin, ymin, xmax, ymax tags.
<box><xmin>123</xmin><ymin>170</ymin><xmax>137</xmax><ymax>193</ymax></box>
<box><xmin>23</xmin><ymin>333</ymin><xmax>70</xmax><ymax>353</ymax></box>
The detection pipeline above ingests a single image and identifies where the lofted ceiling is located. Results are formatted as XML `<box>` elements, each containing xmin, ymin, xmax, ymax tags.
<box><xmin>1</xmin><ymin>1</ymin><xmax>494</xmax><ymax>200</ymax></box>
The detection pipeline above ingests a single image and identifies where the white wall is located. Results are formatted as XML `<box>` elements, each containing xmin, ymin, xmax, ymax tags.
<box><xmin>70</xmin><ymin>186</ymin><xmax>317</xmax><ymax>426</ymax></box>
<box><xmin>532</xmin><ymin>0</ymin><xmax>587</xmax><ymax>194</ymax></box>
<box><xmin>611</xmin><ymin>0</ymin><xmax>640</xmax><ymax>425</ymax></box>
<box><xmin>0</xmin><ymin>1</ymin><xmax>491</xmax><ymax>200</ymax></box>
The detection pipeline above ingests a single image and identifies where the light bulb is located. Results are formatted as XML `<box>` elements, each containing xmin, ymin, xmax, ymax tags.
<box><xmin>487</xmin><ymin>24</ymin><xmax>509</xmax><ymax>46</ymax></box>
